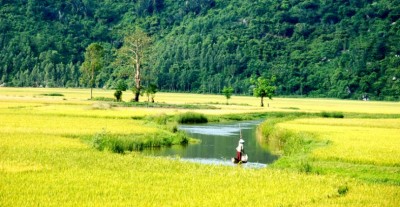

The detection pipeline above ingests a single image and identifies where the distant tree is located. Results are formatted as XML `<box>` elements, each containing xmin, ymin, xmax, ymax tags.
<box><xmin>144</xmin><ymin>83</ymin><xmax>157</xmax><ymax>103</ymax></box>
<box><xmin>80</xmin><ymin>43</ymin><xmax>104</xmax><ymax>99</ymax></box>
<box><xmin>114</xmin><ymin>79</ymin><xmax>128</xmax><ymax>102</ymax></box>
<box><xmin>116</xmin><ymin>29</ymin><xmax>152</xmax><ymax>102</ymax></box>
<box><xmin>251</xmin><ymin>76</ymin><xmax>276</xmax><ymax>107</ymax></box>
<box><xmin>222</xmin><ymin>86</ymin><xmax>234</xmax><ymax>105</ymax></box>
<box><xmin>114</xmin><ymin>90</ymin><xmax>123</xmax><ymax>102</ymax></box>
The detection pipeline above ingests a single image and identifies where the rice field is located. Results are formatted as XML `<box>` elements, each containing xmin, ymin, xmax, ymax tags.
<box><xmin>1</xmin><ymin>87</ymin><xmax>400</xmax><ymax>206</ymax></box>
<box><xmin>1</xmin><ymin>87</ymin><xmax>399</xmax><ymax>115</ymax></box>
<box><xmin>278</xmin><ymin>118</ymin><xmax>400</xmax><ymax>166</ymax></box>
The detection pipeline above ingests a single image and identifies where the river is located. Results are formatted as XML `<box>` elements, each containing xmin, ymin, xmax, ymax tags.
<box><xmin>143</xmin><ymin>120</ymin><xmax>278</xmax><ymax>167</ymax></box>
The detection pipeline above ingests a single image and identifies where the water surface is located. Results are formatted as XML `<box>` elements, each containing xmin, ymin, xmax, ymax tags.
<box><xmin>143</xmin><ymin>120</ymin><xmax>278</xmax><ymax>166</ymax></box>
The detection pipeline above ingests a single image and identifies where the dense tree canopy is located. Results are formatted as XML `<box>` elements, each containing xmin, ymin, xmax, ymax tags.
<box><xmin>0</xmin><ymin>0</ymin><xmax>399</xmax><ymax>100</ymax></box>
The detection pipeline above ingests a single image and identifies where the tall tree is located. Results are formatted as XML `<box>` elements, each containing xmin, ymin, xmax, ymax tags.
<box><xmin>251</xmin><ymin>76</ymin><xmax>276</xmax><ymax>107</ymax></box>
<box><xmin>116</xmin><ymin>29</ymin><xmax>152</xmax><ymax>102</ymax></box>
<box><xmin>80</xmin><ymin>43</ymin><xmax>104</xmax><ymax>99</ymax></box>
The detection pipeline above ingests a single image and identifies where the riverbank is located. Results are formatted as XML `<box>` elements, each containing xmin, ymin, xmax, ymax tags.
<box><xmin>258</xmin><ymin>114</ymin><xmax>400</xmax><ymax>186</ymax></box>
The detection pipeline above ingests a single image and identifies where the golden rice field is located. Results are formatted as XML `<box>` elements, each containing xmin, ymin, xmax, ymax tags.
<box><xmin>1</xmin><ymin>87</ymin><xmax>399</xmax><ymax>115</ymax></box>
<box><xmin>1</xmin><ymin>87</ymin><xmax>400</xmax><ymax>206</ymax></box>
<box><xmin>278</xmin><ymin>118</ymin><xmax>400</xmax><ymax>166</ymax></box>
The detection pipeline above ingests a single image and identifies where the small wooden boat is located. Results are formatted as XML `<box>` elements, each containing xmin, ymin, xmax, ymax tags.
<box><xmin>231</xmin><ymin>154</ymin><xmax>248</xmax><ymax>164</ymax></box>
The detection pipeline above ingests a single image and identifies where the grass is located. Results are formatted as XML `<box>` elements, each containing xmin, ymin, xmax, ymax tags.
<box><xmin>176</xmin><ymin>112</ymin><xmax>208</xmax><ymax>124</ymax></box>
<box><xmin>280</xmin><ymin>118</ymin><xmax>400</xmax><ymax>167</ymax></box>
<box><xmin>1</xmin><ymin>87</ymin><xmax>400</xmax><ymax>206</ymax></box>
<box><xmin>91</xmin><ymin>96</ymin><xmax>115</xmax><ymax>101</ymax></box>
<box><xmin>90</xmin><ymin>131</ymin><xmax>189</xmax><ymax>153</ymax></box>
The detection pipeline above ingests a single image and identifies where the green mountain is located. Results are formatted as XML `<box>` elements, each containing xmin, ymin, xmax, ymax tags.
<box><xmin>1</xmin><ymin>0</ymin><xmax>399</xmax><ymax>100</ymax></box>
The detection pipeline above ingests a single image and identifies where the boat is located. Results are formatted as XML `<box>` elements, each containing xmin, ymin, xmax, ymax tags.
<box><xmin>231</xmin><ymin>154</ymin><xmax>248</xmax><ymax>164</ymax></box>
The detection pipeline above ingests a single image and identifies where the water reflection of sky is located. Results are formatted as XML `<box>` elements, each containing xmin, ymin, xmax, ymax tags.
<box><xmin>178</xmin><ymin>126</ymin><xmax>238</xmax><ymax>136</ymax></box>
<box><xmin>179</xmin><ymin>120</ymin><xmax>263</xmax><ymax>136</ymax></box>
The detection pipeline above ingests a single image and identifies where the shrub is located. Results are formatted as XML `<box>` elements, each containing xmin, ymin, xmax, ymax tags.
<box><xmin>41</xmin><ymin>93</ymin><xmax>64</xmax><ymax>96</ymax></box>
<box><xmin>224</xmin><ymin>114</ymin><xmax>246</xmax><ymax>121</ymax></box>
<box><xmin>114</xmin><ymin>90</ymin><xmax>123</xmax><ymax>102</ymax></box>
<box><xmin>176</xmin><ymin>131</ymin><xmax>189</xmax><ymax>145</ymax></box>
<box><xmin>338</xmin><ymin>185</ymin><xmax>349</xmax><ymax>196</ymax></box>
<box><xmin>320</xmin><ymin>111</ymin><xmax>344</xmax><ymax>118</ymax></box>
<box><xmin>131</xmin><ymin>116</ymin><xmax>144</xmax><ymax>120</ymax></box>
<box><xmin>176</xmin><ymin>112</ymin><xmax>208</xmax><ymax>124</ymax></box>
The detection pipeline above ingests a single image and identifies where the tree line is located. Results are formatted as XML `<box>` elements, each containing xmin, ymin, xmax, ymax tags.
<box><xmin>0</xmin><ymin>0</ymin><xmax>399</xmax><ymax>100</ymax></box>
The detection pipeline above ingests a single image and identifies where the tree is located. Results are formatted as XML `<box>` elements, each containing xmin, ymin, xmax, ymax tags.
<box><xmin>114</xmin><ymin>90</ymin><xmax>123</xmax><ymax>102</ymax></box>
<box><xmin>116</xmin><ymin>29</ymin><xmax>152</xmax><ymax>102</ymax></box>
<box><xmin>144</xmin><ymin>83</ymin><xmax>157</xmax><ymax>103</ymax></box>
<box><xmin>80</xmin><ymin>43</ymin><xmax>104</xmax><ymax>99</ymax></box>
<box><xmin>251</xmin><ymin>76</ymin><xmax>276</xmax><ymax>107</ymax></box>
<box><xmin>114</xmin><ymin>79</ymin><xmax>128</xmax><ymax>102</ymax></box>
<box><xmin>222</xmin><ymin>86</ymin><xmax>234</xmax><ymax>105</ymax></box>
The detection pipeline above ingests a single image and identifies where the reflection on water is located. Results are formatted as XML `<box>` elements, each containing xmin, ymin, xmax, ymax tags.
<box><xmin>181</xmin><ymin>158</ymin><xmax>267</xmax><ymax>169</ymax></box>
<box><xmin>143</xmin><ymin>120</ymin><xmax>278</xmax><ymax>167</ymax></box>
<box><xmin>179</xmin><ymin>121</ymin><xmax>255</xmax><ymax>136</ymax></box>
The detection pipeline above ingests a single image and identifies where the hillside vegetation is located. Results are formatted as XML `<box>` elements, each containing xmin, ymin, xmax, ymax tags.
<box><xmin>1</xmin><ymin>0</ymin><xmax>399</xmax><ymax>100</ymax></box>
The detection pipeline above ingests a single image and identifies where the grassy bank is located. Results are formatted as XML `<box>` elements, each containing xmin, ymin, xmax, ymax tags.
<box><xmin>258</xmin><ymin>115</ymin><xmax>400</xmax><ymax>186</ymax></box>
<box><xmin>89</xmin><ymin>131</ymin><xmax>189</xmax><ymax>154</ymax></box>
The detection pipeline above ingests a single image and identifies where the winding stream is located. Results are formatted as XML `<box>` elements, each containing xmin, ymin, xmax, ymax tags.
<box><xmin>143</xmin><ymin>120</ymin><xmax>278</xmax><ymax>167</ymax></box>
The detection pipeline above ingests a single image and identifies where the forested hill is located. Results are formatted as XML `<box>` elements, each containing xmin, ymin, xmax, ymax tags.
<box><xmin>1</xmin><ymin>0</ymin><xmax>399</xmax><ymax>100</ymax></box>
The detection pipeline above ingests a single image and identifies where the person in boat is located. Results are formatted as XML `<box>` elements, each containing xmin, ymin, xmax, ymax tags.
<box><xmin>236</xmin><ymin>138</ymin><xmax>245</xmax><ymax>161</ymax></box>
